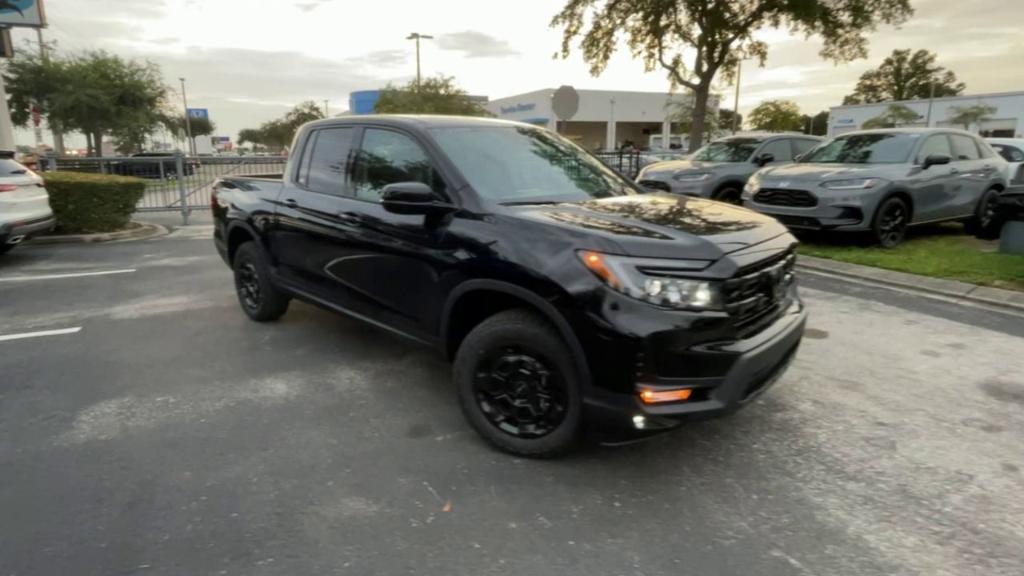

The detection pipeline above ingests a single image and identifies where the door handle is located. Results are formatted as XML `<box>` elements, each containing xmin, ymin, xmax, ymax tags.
<box><xmin>337</xmin><ymin>211</ymin><xmax>362</xmax><ymax>224</ymax></box>
<box><xmin>282</xmin><ymin>198</ymin><xmax>299</xmax><ymax>208</ymax></box>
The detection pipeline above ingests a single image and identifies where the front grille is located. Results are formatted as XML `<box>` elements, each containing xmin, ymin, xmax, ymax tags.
<box><xmin>754</xmin><ymin>188</ymin><xmax>818</xmax><ymax>207</ymax></box>
<box><xmin>638</xmin><ymin>179</ymin><xmax>671</xmax><ymax>193</ymax></box>
<box><xmin>772</xmin><ymin>214</ymin><xmax>822</xmax><ymax>229</ymax></box>
<box><xmin>723</xmin><ymin>251</ymin><xmax>796</xmax><ymax>336</ymax></box>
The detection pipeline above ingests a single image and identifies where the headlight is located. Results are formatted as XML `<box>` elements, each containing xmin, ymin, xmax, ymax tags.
<box><xmin>743</xmin><ymin>174</ymin><xmax>762</xmax><ymax>196</ymax></box>
<box><xmin>578</xmin><ymin>251</ymin><xmax>723</xmax><ymax>310</ymax></box>
<box><xmin>673</xmin><ymin>172</ymin><xmax>712</xmax><ymax>182</ymax></box>
<box><xmin>821</xmin><ymin>178</ymin><xmax>883</xmax><ymax>190</ymax></box>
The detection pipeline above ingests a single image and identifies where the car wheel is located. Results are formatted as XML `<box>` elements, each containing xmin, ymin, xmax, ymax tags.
<box><xmin>454</xmin><ymin>309</ymin><xmax>582</xmax><ymax>458</ymax></box>
<box><xmin>0</xmin><ymin>243</ymin><xmax>14</xmax><ymax>255</ymax></box>
<box><xmin>871</xmin><ymin>196</ymin><xmax>910</xmax><ymax>248</ymax></box>
<box><xmin>964</xmin><ymin>188</ymin><xmax>1002</xmax><ymax>239</ymax></box>
<box><xmin>714</xmin><ymin>186</ymin><xmax>742</xmax><ymax>204</ymax></box>
<box><xmin>233</xmin><ymin>242</ymin><xmax>290</xmax><ymax>322</ymax></box>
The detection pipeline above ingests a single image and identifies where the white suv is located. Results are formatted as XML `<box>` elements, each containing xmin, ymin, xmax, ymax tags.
<box><xmin>0</xmin><ymin>152</ymin><xmax>54</xmax><ymax>255</ymax></box>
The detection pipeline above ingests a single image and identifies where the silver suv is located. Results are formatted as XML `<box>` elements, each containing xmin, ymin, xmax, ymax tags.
<box><xmin>742</xmin><ymin>128</ymin><xmax>1008</xmax><ymax>247</ymax></box>
<box><xmin>637</xmin><ymin>134</ymin><xmax>822</xmax><ymax>203</ymax></box>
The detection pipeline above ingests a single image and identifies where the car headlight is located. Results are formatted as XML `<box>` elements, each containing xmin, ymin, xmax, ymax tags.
<box><xmin>821</xmin><ymin>178</ymin><xmax>883</xmax><ymax>190</ymax></box>
<box><xmin>673</xmin><ymin>172</ymin><xmax>712</xmax><ymax>182</ymax></box>
<box><xmin>578</xmin><ymin>251</ymin><xmax>722</xmax><ymax>310</ymax></box>
<box><xmin>743</xmin><ymin>175</ymin><xmax>761</xmax><ymax>196</ymax></box>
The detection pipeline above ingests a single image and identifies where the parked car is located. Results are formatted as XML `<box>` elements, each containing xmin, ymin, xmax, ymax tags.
<box><xmin>636</xmin><ymin>133</ymin><xmax>823</xmax><ymax>203</ymax></box>
<box><xmin>110</xmin><ymin>152</ymin><xmax>197</xmax><ymax>179</ymax></box>
<box><xmin>212</xmin><ymin>116</ymin><xmax>807</xmax><ymax>457</ymax></box>
<box><xmin>0</xmin><ymin>152</ymin><xmax>55</xmax><ymax>255</ymax></box>
<box><xmin>987</xmin><ymin>138</ymin><xmax>1024</xmax><ymax>185</ymax></box>
<box><xmin>742</xmin><ymin>128</ymin><xmax>1007</xmax><ymax>247</ymax></box>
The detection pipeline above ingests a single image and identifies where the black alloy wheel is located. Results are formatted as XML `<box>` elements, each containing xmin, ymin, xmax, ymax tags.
<box><xmin>232</xmin><ymin>242</ymin><xmax>290</xmax><ymax>322</ymax></box>
<box><xmin>473</xmin><ymin>347</ymin><xmax>569</xmax><ymax>439</ymax></box>
<box><xmin>236</xmin><ymin>262</ymin><xmax>262</xmax><ymax>313</ymax></box>
<box><xmin>873</xmin><ymin>197</ymin><xmax>909</xmax><ymax>248</ymax></box>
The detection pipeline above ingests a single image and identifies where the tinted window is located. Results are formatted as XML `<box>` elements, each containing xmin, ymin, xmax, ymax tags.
<box><xmin>353</xmin><ymin>129</ymin><xmax>445</xmax><ymax>202</ymax></box>
<box><xmin>303</xmin><ymin>128</ymin><xmax>355</xmax><ymax>195</ymax></box>
<box><xmin>758</xmin><ymin>139</ymin><xmax>793</xmax><ymax>162</ymax></box>
<box><xmin>803</xmin><ymin>133</ymin><xmax>916</xmax><ymax>164</ymax></box>
<box><xmin>793</xmin><ymin>139</ymin><xmax>818</xmax><ymax>157</ymax></box>
<box><xmin>431</xmin><ymin>125</ymin><xmax>636</xmax><ymax>204</ymax></box>
<box><xmin>991</xmin><ymin>144</ymin><xmax>1024</xmax><ymax>163</ymax></box>
<box><xmin>693</xmin><ymin>139</ymin><xmax>760</xmax><ymax>162</ymax></box>
<box><xmin>950</xmin><ymin>134</ymin><xmax>980</xmax><ymax>161</ymax></box>
<box><xmin>917</xmin><ymin>134</ymin><xmax>953</xmax><ymax>164</ymax></box>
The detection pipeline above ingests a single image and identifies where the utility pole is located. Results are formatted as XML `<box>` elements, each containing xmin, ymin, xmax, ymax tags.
<box><xmin>406</xmin><ymin>32</ymin><xmax>433</xmax><ymax>89</ymax></box>
<box><xmin>732</xmin><ymin>60</ymin><xmax>742</xmax><ymax>134</ymax></box>
<box><xmin>179</xmin><ymin>77</ymin><xmax>194</xmax><ymax>155</ymax></box>
<box><xmin>925</xmin><ymin>81</ymin><xmax>936</xmax><ymax>127</ymax></box>
<box><xmin>35</xmin><ymin>28</ymin><xmax>64</xmax><ymax>155</ymax></box>
<box><xmin>323</xmin><ymin>99</ymin><xmax>329</xmax><ymax>117</ymax></box>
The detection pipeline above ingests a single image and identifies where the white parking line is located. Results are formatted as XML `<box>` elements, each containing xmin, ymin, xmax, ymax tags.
<box><xmin>0</xmin><ymin>327</ymin><xmax>82</xmax><ymax>342</ymax></box>
<box><xmin>0</xmin><ymin>269</ymin><xmax>137</xmax><ymax>283</ymax></box>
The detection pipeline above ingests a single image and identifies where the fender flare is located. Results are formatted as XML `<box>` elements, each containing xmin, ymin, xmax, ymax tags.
<box><xmin>224</xmin><ymin>220</ymin><xmax>267</xmax><ymax>262</ymax></box>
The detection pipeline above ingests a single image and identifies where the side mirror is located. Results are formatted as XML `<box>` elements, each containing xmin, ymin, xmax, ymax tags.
<box><xmin>755</xmin><ymin>153</ymin><xmax>775</xmax><ymax>167</ymax></box>
<box><xmin>922</xmin><ymin>154</ymin><xmax>952</xmax><ymax>170</ymax></box>
<box><xmin>380</xmin><ymin>181</ymin><xmax>453</xmax><ymax>215</ymax></box>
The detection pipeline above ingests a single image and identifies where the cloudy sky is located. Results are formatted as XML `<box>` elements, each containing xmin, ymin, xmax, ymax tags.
<box><xmin>11</xmin><ymin>0</ymin><xmax>1024</xmax><ymax>148</ymax></box>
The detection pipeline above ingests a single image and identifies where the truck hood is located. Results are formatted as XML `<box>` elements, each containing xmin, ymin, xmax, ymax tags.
<box><xmin>506</xmin><ymin>194</ymin><xmax>789</xmax><ymax>260</ymax></box>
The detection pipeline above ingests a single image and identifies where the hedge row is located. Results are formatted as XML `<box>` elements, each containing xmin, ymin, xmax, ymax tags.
<box><xmin>43</xmin><ymin>172</ymin><xmax>146</xmax><ymax>234</ymax></box>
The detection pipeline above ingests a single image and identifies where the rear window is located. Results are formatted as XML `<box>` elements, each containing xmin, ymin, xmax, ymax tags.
<box><xmin>300</xmin><ymin>127</ymin><xmax>356</xmax><ymax>195</ymax></box>
<box><xmin>802</xmin><ymin>133</ymin><xmax>916</xmax><ymax>164</ymax></box>
<box><xmin>992</xmin><ymin>143</ymin><xmax>1024</xmax><ymax>163</ymax></box>
<box><xmin>0</xmin><ymin>159</ymin><xmax>28</xmax><ymax>175</ymax></box>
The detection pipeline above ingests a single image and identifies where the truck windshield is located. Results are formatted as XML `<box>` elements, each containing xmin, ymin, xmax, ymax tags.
<box><xmin>802</xmin><ymin>133</ymin><xmax>916</xmax><ymax>164</ymax></box>
<box><xmin>692</xmin><ymin>140</ymin><xmax>760</xmax><ymax>162</ymax></box>
<box><xmin>430</xmin><ymin>125</ymin><xmax>637</xmax><ymax>204</ymax></box>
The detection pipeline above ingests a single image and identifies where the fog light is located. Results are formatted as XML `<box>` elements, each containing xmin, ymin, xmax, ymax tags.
<box><xmin>639</xmin><ymin>388</ymin><xmax>693</xmax><ymax>404</ymax></box>
<box><xmin>632</xmin><ymin>415</ymin><xmax>646</xmax><ymax>429</ymax></box>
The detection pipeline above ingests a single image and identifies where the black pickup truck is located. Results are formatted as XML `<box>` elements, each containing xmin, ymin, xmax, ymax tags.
<box><xmin>212</xmin><ymin>116</ymin><xmax>807</xmax><ymax>457</ymax></box>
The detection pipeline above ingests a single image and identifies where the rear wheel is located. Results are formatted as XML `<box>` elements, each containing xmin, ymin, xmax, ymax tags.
<box><xmin>713</xmin><ymin>185</ymin><xmax>742</xmax><ymax>204</ymax></box>
<box><xmin>964</xmin><ymin>188</ymin><xmax>1002</xmax><ymax>239</ymax></box>
<box><xmin>233</xmin><ymin>242</ymin><xmax>290</xmax><ymax>322</ymax></box>
<box><xmin>871</xmin><ymin>196</ymin><xmax>910</xmax><ymax>248</ymax></box>
<box><xmin>454</xmin><ymin>309</ymin><xmax>582</xmax><ymax>458</ymax></box>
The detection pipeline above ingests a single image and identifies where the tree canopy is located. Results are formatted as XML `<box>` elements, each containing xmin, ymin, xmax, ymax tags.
<box><xmin>748</xmin><ymin>100</ymin><xmax>803</xmax><ymax>132</ymax></box>
<box><xmin>552</xmin><ymin>0</ymin><xmax>913</xmax><ymax>150</ymax></box>
<box><xmin>373</xmin><ymin>76</ymin><xmax>490</xmax><ymax>116</ymax></box>
<box><xmin>237</xmin><ymin>101</ymin><xmax>325</xmax><ymax>151</ymax></box>
<box><xmin>947</xmin><ymin>105</ymin><xmax>996</xmax><ymax>130</ymax></box>
<box><xmin>862</xmin><ymin>104</ymin><xmax>921</xmax><ymax>129</ymax></box>
<box><xmin>800</xmin><ymin>111</ymin><xmax>830</xmax><ymax>136</ymax></box>
<box><xmin>843</xmin><ymin>49</ymin><xmax>965</xmax><ymax>105</ymax></box>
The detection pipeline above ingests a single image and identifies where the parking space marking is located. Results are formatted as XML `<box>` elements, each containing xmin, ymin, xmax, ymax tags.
<box><xmin>0</xmin><ymin>269</ymin><xmax>137</xmax><ymax>283</ymax></box>
<box><xmin>0</xmin><ymin>327</ymin><xmax>82</xmax><ymax>342</ymax></box>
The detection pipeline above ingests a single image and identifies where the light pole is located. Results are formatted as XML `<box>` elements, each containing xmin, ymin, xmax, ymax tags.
<box><xmin>732</xmin><ymin>60</ymin><xmax>742</xmax><ymax>134</ymax></box>
<box><xmin>406</xmin><ymin>32</ymin><xmax>433</xmax><ymax>89</ymax></box>
<box><xmin>323</xmin><ymin>99</ymin><xmax>329</xmax><ymax>117</ymax></box>
<box><xmin>179</xmin><ymin>77</ymin><xmax>194</xmax><ymax>155</ymax></box>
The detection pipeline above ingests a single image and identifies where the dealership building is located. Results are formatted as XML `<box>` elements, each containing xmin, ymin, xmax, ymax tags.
<box><xmin>485</xmin><ymin>89</ymin><xmax>706</xmax><ymax>151</ymax></box>
<box><xmin>828</xmin><ymin>91</ymin><xmax>1024</xmax><ymax>138</ymax></box>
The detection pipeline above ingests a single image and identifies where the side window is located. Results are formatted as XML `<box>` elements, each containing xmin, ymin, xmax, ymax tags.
<box><xmin>792</xmin><ymin>139</ymin><xmax>818</xmax><ymax>158</ymax></box>
<box><xmin>758</xmin><ymin>139</ymin><xmax>793</xmax><ymax>162</ymax></box>
<box><xmin>304</xmin><ymin>127</ymin><xmax>356</xmax><ymax>195</ymax></box>
<box><xmin>353</xmin><ymin>129</ymin><xmax>446</xmax><ymax>202</ymax></box>
<box><xmin>917</xmin><ymin>134</ymin><xmax>953</xmax><ymax>163</ymax></box>
<box><xmin>950</xmin><ymin>134</ymin><xmax>981</xmax><ymax>161</ymax></box>
<box><xmin>993</xmin><ymin>144</ymin><xmax>1024</xmax><ymax>163</ymax></box>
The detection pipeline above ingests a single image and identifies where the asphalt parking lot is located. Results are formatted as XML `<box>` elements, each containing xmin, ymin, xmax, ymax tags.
<box><xmin>2</xmin><ymin>221</ymin><xmax>1023</xmax><ymax>576</ymax></box>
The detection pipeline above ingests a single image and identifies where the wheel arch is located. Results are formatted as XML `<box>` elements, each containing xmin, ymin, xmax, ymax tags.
<box><xmin>225</xmin><ymin>221</ymin><xmax>260</xmax><ymax>264</ymax></box>
<box><xmin>881</xmin><ymin>189</ymin><xmax>915</xmax><ymax>223</ymax></box>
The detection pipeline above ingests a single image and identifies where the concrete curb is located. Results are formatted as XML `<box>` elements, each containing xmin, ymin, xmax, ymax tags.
<box><xmin>797</xmin><ymin>254</ymin><xmax>1024</xmax><ymax>314</ymax></box>
<box><xmin>33</xmin><ymin>222</ymin><xmax>169</xmax><ymax>245</ymax></box>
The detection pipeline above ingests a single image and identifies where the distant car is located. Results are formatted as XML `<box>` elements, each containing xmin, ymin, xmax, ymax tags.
<box><xmin>0</xmin><ymin>152</ymin><xmax>54</xmax><ymax>255</ymax></box>
<box><xmin>110</xmin><ymin>152</ymin><xmax>197</xmax><ymax>179</ymax></box>
<box><xmin>742</xmin><ymin>128</ymin><xmax>1008</xmax><ymax>247</ymax></box>
<box><xmin>636</xmin><ymin>134</ymin><xmax>822</xmax><ymax>203</ymax></box>
<box><xmin>987</xmin><ymin>138</ymin><xmax>1024</xmax><ymax>185</ymax></box>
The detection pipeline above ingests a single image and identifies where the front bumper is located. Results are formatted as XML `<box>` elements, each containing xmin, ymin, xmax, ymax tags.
<box><xmin>579</xmin><ymin>287</ymin><xmax>807</xmax><ymax>439</ymax></box>
<box><xmin>0</xmin><ymin>215</ymin><xmax>56</xmax><ymax>245</ymax></box>
<box><xmin>741</xmin><ymin>186</ymin><xmax>881</xmax><ymax>231</ymax></box>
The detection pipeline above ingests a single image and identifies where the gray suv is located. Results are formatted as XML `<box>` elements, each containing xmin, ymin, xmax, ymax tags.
<box><xmin>637</xmin><ymin>134</ymin><xmax>822</xmax><ymax>203</ymax></box>
<box><xmin>742</xmin><ymin>128</ymin><xmax>1008</xmax><ymax>247</ymax></box>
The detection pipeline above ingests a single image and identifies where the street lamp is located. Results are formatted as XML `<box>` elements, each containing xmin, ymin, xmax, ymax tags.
<box><xmin>406</xmin><ymin>32</ymin><xmax>434</xmax><ymax>89</ymax></box>
<box><xmin>179</xmin><ymin>77</ymin><xmax>194</xmax><ymax>155</ymax></box>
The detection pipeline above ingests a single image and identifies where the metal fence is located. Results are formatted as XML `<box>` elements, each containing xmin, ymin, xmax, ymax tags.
<box><xmin>593</xmin><ymin>150</ymin><xmax>644</xmax><ymax>180</ymax></box>
<box><xmin>40</xmin><ymin>154</ymin><xmax>287</xmax><ymax>224</ymax></box>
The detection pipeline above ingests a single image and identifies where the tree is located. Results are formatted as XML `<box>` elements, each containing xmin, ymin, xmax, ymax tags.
<box><xmin>160</xmin><ymin>114</ymin><xmax>216</xmax><ymax>153</ymax></box>
<box><xmin>947</xmin><ymin>104</ymin><xmax>996</xmax><ymax>130</ymax></box>
<box><xmin>552</xmin><ymin>0</ymin><xmax>912</xmax><ymax>150</ymax></box>
<box><xmin>843</xmin><ymin>49</ymin><xmax>965</xmax><ymax>105</ymax></box>
<box><xmin>801</xmin><ymin>111</ymin><xmax>830</xmax><ymax>136</ymax></box>
<box><xmin>718</xmin><ymin>109</ymin><xmax>742</xmax><ymax>133</ymax></box>
<box><xmin>669</xmin><ymin>96</ymin><xmax>718</xmax><ymax>141</ymax></box>
<box><xmin>861</xmin><ymin>104</ymin><xmax>921</xmax><ymax>129</ymax></box>
<box><xmin>748</xmin><ymin>100</ymin><xmax>803</xmax><ymax>132</ymax></box>
<box><xmin>236</xmin><ymin>101</ymin><xmax>325</xmax><ymax>152</ymax></box>
<box><xmin>374</xmin><ymin>76</ymin><xmax>491</xmax><ymax>116</ymax></box>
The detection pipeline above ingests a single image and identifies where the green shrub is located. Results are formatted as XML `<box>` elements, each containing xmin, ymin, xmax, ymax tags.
<box><xmin>43</xmin><ymin>172</ymin><xmax>146</xmax><ymax>234</ymax></box>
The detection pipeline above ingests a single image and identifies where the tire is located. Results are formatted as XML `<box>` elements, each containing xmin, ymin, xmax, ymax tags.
<box><xmin>0</xmin><ymin>243</ymin><xmax>13</xmax><ymax>255</ymax></box>
<box><xmin>871</xmin><ymin>196</ymin><xmax>910</xmax><ymax>248</ymax></box>
<box><xmin>454</xmin><ymin>309</ymin><xmax>583</xmax><ymax>458</ymax></box>
<box><xmin>232</xmin><ymin>242</ymin><xmax>290</xmax><ymax>322</ymax></box>
<box><xmin>964</xmin><ymin>188</ymin><xmax>1002</xmax><ymax>239</ymax></box>
<box><xmin>713</xmin><ymin>185</ymin><xmax>742</xmax><ymax>204</ymax></box>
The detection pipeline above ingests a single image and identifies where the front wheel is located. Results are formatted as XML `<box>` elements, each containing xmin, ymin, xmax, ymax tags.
<box><xmin>232</xmin><ymin>242</ymin><xmax>290</xmax><ymax>322</ymax></box>
<box><xmin>871</xmin><ymin>196</ymin><xmax>910</xmax><ymax>248</ymax></box>
<box><xmin>964</xmin><ymin>188</ymin><xmax>1002</xmax><ymax>239</ymax></box>
<box><xmin>0</xmin><ymin>243</ymin><xmax>14</xmax><ymax>255</ymax></box>
<box><xmin>713</xmin><ymin>186</ymin><xmax>742</xmax><ymax>204</ymax></box>
<box><xmin>454</xmin><ymin>309</ymin><xmax>582</xmax><ymax>458</ymax></box>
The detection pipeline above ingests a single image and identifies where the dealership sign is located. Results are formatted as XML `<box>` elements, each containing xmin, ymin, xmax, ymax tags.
<box><xmin>0</xmin><ymin>0</ymin><xmax>47</xmax><ymax>28</ymax></box>
<box><xmin>500</xmin><ymin>103</ymin><xmax>536</xmax><ymax>115</ymax></box>
<box><xmin>187</xmin><ymin>108</ymin><xmax>210</xmax><ymax>120</ymax></box>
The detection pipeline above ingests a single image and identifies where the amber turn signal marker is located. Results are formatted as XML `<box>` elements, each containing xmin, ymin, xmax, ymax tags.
<box><xmin>578</xmin><ymin>250</ymin><xmax>623</xmax><ymax>290</ymax></box>
<box><xmin>639</xmin><ymin>388</ymin><xmax>693</xmax><ymax>404</ymax></box>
